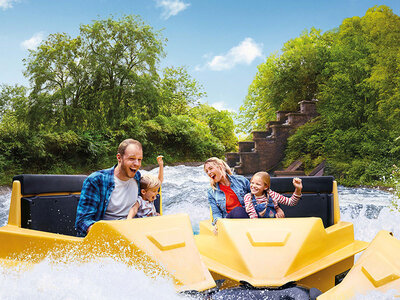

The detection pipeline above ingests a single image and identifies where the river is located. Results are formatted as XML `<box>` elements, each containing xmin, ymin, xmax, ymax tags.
<box><xmin>1</xmin><ymin>165</ymin><xmax>399</xmax><ymax>299</ymax></box>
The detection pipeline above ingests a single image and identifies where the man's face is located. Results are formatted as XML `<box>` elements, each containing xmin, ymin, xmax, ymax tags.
<box><xmin>117</xmin><ymin>144</ymin><xmax>143</xmax><ymax>180</ymax></box>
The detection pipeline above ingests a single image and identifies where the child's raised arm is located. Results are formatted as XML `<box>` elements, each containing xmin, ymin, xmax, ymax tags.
<box><xmin>157</xmin><ymin>155</ymin><xmax>164</xmax><ymax>183</ymax></box>
<box><xmin>293</xmin><ymin>177</ymin><xmax>303</xmax><ymax>196</ymax></box>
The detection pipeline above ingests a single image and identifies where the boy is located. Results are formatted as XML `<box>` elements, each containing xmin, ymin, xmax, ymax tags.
<box><xmin>127</xmin><ymin>156</ymin><xmax>163</xmax><ymax>218</ymax></box>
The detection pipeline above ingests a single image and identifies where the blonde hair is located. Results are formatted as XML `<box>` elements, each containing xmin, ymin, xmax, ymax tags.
<box><xmin>252</xmin><ymin>171</ymin><xmax>271</xmax><ymax>194</ymax></box>
<box><xmin>140</xmin><ymin>174</ymin><xmax>161</xmax><ymax>192</ymax></box>
<box><xmin>204</xmin><ymin>157</ymin><xmax>232</xmax><ymax>189</ymax></box>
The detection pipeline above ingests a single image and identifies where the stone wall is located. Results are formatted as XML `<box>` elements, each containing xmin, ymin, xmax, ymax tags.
<box><xmin>226</xmin><ymin>100</ymin><xmax>318</xmax><ymax>175</ymax></box>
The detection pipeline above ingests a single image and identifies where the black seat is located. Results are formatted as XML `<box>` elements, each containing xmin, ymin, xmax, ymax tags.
<box><xmin>269</xmin><ymin>176</ymin><xmax>335</xmax><ymax>227</ymax></box>
<box><xmin>14</xmin><ymin>174</ymin><xmax>87</xmax><ymax>236</ymax></box>
<box><xmin>14</xmin><ymin>174</ymin><xmax>163</xmax><ymax>236</ymax></box>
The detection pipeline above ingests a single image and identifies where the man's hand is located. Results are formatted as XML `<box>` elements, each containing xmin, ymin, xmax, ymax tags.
<box><xmin>128</xmin><ymin>201</ymin><xmax>139</xmax><ymax>218</ymax></box>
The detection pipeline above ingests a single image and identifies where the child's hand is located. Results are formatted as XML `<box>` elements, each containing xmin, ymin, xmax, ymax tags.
<box><xmin>275</xmin><ymin>206</ymin><xmax>285</xmax><ymax>218</ymax></box>
<box><xmin>259</xmin><ymin>207</ymin><xmax>267</xmax><ymax>217</ymax></box>
<box><xmin>157</xmin><ymin>155</ymin><xmax>164</xmax><ymax>166</ymax></box>
<box><xmin>293</xmin><ymin>177</ymin><xmax>303</xmax><ymax>190</ymax></box>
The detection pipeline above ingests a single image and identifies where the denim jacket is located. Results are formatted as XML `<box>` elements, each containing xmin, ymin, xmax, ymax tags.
<box><xmin>207</xmin><ymin>174</ymin><xmax>250</xmax><ymax>225</ymax></box>
<box><xmin>75</xmin><ymin>165</ymin><xmax>141</xmax><ymax>237</ymax></box>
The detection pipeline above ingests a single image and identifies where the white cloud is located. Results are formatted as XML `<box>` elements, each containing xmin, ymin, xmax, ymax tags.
<box><xmin>200</xmin><ymin>38</ymin><xmax>263</xmax><ymax>71</ymax></box>
<box><xmin>0</xmin><ymin>0</ymin><xmax>18</xmax><ymax>10</ymax></box>
<box><xmin>21</xmin><ymin>32</ymin><xmax>45</xmax><ymax>50</ymax></box>
<box><xmin>211</xmin><ymin>101</ymin><xmax>235</xmax><ymax>113</ymax></box>
<box><xmin>156</xmin><ymin>0</ymin><xmax>190</xmax><ymax>20</ymax></box>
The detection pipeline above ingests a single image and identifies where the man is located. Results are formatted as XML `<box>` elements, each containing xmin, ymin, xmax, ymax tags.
<box><xmin>75</xmin><ymin>139</ymin><xmax>143</xmax><ymax>236</ymax></box>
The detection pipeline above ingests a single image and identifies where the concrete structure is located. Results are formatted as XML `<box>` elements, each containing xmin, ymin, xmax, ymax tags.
<box><xmin>226</xmin><ymin>100</ymin><xmax>318</xmax><ymax>175</ymax></box>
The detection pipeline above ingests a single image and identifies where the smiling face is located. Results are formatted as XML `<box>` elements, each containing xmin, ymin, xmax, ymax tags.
<box><xmin>141</xmin><ymin>187</ymin><xmax>159</xmax><ymax>202</ymax></box>
<box><xmin>204</xmin><ymin>162</ymin><xmax>225</xmax><ymax>184</ymax></box>
<box><xmin>116</xmin><ymin>144</ymin><xmax>143</xmax><ymax>181</ymax></box>
<box><xmin>250</xmin><ymin>175</ymin><xmax>269</xmax><ymax>197</ymax></box>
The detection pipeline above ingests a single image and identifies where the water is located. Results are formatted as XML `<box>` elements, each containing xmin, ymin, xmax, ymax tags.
<box><xmin>1</xmin><ymin>165</ymin><xmax>399</xmax><ymax>299</ymax></box>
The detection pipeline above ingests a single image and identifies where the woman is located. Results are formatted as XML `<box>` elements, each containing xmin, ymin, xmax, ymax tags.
<box><xmin>204</xmin><ymin>157</ymin><xmax>250</xmax><ymax>228</ymax></box>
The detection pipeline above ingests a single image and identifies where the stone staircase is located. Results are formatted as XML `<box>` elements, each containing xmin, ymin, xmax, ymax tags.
<box><xmin>226</xmin><ymin>100</ymin><xmax>318</xmax><ymax>175</ymax></box>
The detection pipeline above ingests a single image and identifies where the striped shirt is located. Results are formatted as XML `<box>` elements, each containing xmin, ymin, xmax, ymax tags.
<box><xmin>244</xmin><ymin>189</ymin><xmax>301</xmax><ymax>219</ymax></box>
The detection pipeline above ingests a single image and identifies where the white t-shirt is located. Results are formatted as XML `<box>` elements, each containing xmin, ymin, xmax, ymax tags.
<box><xmin>136</xmin><ymin>196</ymin><xmax>157</xmax><ymax>218</ymax></box>
<box><xmin>103</xmin><ymin>175</ymin><xmax>138</xmax><ymax>220</ymax></box>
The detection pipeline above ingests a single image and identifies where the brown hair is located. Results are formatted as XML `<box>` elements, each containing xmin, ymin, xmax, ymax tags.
<box><xmin>252</xmin><ymin>171</ymin><xmax>271</xmax><ymax>194</ymax></box>
<box><xmin>140</xmin><ymin>174</ymin><xmax>161</xmax><ymax>191</ymax></box>
<box><xmin>118</xmin><ymin>139</ymin><xmax>142</xmax><ymax>156</ymax></box>
<box><xmin>204</xmin><ymin>157</ymin><xmax>232</xmax><ymax>189</ymax></box>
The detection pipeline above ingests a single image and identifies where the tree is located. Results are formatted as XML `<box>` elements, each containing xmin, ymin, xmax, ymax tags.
<box><xmin>238</xmin><ymin>28</ymin><xmax>332</xmax><ymax>134</ymax></box>
<box><xmin>189</xmin><ymin>104</ymin><xmax>238</xmax><ymax>152</ymax></box>
<box><xmin>159</xmin><ymin>66</ymin><xmax>206</xmax><ymax>116</ymax></box>
<box><xmin>23</xmin><ymin>15</ymin><xmax>166</xmax><ymax>131</ymax></box>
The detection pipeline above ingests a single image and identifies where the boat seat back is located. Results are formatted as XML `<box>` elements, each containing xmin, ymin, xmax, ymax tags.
<box><xmin>270</xmin><ymin>176</ymin><xmax>335</xmax><ymax>228</ymax></box>
<box><xmin>13</xmin><ymin>174</ymin><xmax>162</xmax><ymax>236</ymax></box>
<box><xmin>14</xmin><ymin>174</ymin><xmax>87</xmax><ymax>236</ymax></box>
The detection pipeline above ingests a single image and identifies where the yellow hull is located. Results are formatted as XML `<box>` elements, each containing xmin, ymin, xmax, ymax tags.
<box><xmin>318</xmin><ymin>230</ymin><xmax>400</xmax><ymax>299</ymax></box>
<box><xmin>195</xmin><ymin>218</ymin><xmax>367</xmax><ymax>293</ymax></box>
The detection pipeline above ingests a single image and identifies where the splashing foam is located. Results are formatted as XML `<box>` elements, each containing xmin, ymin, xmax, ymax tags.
<box><xmin>0</xmin><ymin>258</ymin><xmax>187</xmax><ymax>300</ymax></box>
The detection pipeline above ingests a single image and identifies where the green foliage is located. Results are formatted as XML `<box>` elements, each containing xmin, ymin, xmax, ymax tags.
<box><xmin>159</xmin><ymin>66</ymin><xmax>206</xmax><ymax>116</ymax></box>
<box><xmin>241</xmin><ymin>5</ymin><xmax>400</xmax><ymax>187</ymax></box>
<box><xmin>0</xmin><ymin>15</ymin><xmax>237</xmax><ymax>184</ymax></box>
<box><xmin>238</xmin><ymin>28</ymin><xmax>332</xmax><ymax>134</ymax></box>
<box><xmin>23</xmin><ymin>15</ymin><xmax>166</xmax><ymax>130</ymax></box>
<box><xmin>189</xmin><ymin>104</ymin><xmax>238</xmax><ymax>152</ymax></box>
<box><xmin>142</xmin><ymin>115</ymin><xmax>225</xmax><ymax>162</ymax></box>
<box><xmin>388</xmin><ymin>165</ymin><xmax>400</xmax><ymax>211</ymax></box>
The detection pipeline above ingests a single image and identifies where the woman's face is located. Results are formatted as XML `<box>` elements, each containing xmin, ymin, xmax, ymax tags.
<box><xmin>204</xmin><ymin>162</ymin><xmax>224</xmax><ymax>183</ymax></box>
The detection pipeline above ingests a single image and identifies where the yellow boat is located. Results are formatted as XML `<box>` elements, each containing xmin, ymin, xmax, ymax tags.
<box><xmin>0</xmin><ymin>174</ymin><xmax>399</xmax><ymax>299</ymax></box>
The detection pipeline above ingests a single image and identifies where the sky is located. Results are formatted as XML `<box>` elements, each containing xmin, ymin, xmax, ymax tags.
<box><xmin>1</xmin><ymin>0</ymin><xmax>400</xmax><ymax>113</ymax></box>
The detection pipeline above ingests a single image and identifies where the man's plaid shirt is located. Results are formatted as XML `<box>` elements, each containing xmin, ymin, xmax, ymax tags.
<box><xmin>75</xmin><ymin>165</ymin><xmax>141</xmax><ymax>236</ymax></box>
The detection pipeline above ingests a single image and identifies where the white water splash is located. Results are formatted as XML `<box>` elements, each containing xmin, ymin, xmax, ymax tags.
<box><xmin>0</xmin><ymin>258</ymin><xmax>186</xmax><ymax>300</ymax></box>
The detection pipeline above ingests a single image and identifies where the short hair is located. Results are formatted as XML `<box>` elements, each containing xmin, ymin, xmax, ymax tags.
<box><xmin>252</xmin><ymin>171</ymin><xmax>271</xmax><ymax>191</ymax></box>
<box><xmin>118</xmin><ymin>139</ymin><xmax>142</xmax><ymax>156</ymax></box>
<box><xmin>204</xmin><ymin>157</ymin><xmax>232</xmax><ymax>189</ymax></box>
<box><xmin>140</xmin><ymin>174</ymin><xmax>161</xmax><ymax>191</ymax></box>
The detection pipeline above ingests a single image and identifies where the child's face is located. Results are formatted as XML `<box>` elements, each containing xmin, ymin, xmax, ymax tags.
<box><xmin>141</xmin><ymin>187</ymin><xmax>159</xmax><ymax>202</ymax></box>
<box><xmin>250</xmin><ymin>175</ymin><xmax>269</xmax><ymax>196</ymax></box>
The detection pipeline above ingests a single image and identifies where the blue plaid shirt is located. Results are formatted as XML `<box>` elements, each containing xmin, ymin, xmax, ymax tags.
<box><xmin>75</xmin><ymin>165</ymin><xmax>141</xmax><ymax>237</ymax></box>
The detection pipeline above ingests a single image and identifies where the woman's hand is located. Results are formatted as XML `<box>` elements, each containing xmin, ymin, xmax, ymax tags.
<box><xmin>213</xmin><ymin>224</ymin><xmax>218</xmax><ymax>235</ymax></box>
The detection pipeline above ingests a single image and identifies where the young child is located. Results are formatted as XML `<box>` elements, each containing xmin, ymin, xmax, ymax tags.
<box><xmin>127</xmin><ymin>156</ymin><xmax>164</xmax><ymax>218</ymax></box>
<box><xmin>244</xmin><ymin>172</ymin><xmax>302</xmax><ymax>219</ymax></box>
